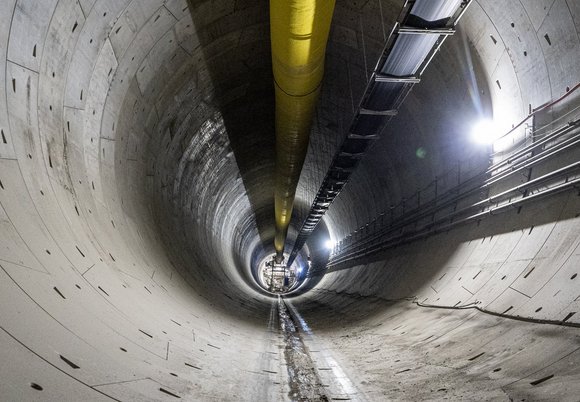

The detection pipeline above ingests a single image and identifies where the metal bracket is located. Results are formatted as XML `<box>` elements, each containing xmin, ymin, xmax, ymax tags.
<box><xmin>359</xmin><ymin>108</ymin><xmax>398</xmax><ymax>116</ymax></box>
<box><xmin>375</xmin><ymin>74</ymin><xmax>421</xmax><ymax>83</ymax></box>
<box><xmin>398</xmin><ymin>27</ymin><xmax>455</xmax><ymax>35</ymax></box>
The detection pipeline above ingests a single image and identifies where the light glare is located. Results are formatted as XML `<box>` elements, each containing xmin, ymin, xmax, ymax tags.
<box><xmin>324</xmin><ymin>239</ymin><xmax>335</xmax><ymax>250</ymax></box>
<box><xmin>471</xmin><ymin>119</ymin><xmax>501</xmax><ymax>144</ymax></box>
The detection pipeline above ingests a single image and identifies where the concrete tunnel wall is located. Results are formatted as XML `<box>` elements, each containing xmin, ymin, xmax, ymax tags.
<box><xmin>0</xmin><ymin>0</ymin><xmax>580</xmax><ymax>400</ymax></box>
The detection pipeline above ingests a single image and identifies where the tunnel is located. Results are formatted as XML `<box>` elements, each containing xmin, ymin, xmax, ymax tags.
<box><xmin>1</xmin><ymin>0</ymin><xmax>580</xmax><ymax>400</ymax></box>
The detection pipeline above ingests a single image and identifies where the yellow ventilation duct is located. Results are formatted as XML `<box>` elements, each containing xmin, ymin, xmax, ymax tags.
<box><xmin>271</xmin><ymin>0</ymin><xmax>336</xmax><ymax>263</ymax></box>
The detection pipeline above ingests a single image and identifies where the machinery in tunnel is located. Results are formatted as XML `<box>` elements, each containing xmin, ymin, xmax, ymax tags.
<box><xmin>1</xmin><ymin>0</ymin><xmax>580</xmax><ymax>400</ymax></box>
<box><xmin>259</xmin><ymin>255</ymin><xmax>302</xmax><ymax>293</ymax></box>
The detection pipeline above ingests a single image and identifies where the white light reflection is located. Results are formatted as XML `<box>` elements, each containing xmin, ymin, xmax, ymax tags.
<box><xmin>324</xmin><ymin>239</ymin><xmax>335</xmax><ymax>250</ymax></box>
<box><xmin>471</xmin><ymin>119</ymin><xmax>502</xmax><ymax>144</ymax></box>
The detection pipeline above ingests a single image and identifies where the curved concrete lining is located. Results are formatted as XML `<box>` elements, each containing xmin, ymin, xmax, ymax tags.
<box><xmin>0</xmin><ymin>0</ymin><xmax>579</xmax><ymax>400</ymax></box>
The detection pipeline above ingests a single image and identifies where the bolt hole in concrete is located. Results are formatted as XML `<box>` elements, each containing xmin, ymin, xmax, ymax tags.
<box><xmin>530</xmin><ymin>374</ymin><xmax>554</xmax><ymax>386</ymax></box>
<box><xmin>29</xmin><ymin>383</ymin><xmax>43</xmax><ymax>391</ymax></box>
<box><xmin>562</xmin><ymin>312</ymin><xmax>576</xmax><ymax>322</ymax></box>
<box><xmin>59</xmin><ymin>354</ymin><xmax>80</xmax><ymax>369</ymax></box>
<box><xmin>184</xmin><ymin>362</ymin><xmax>201</xmax><ymax>370</ymax></box>
<box><xmin>468</xmin><ymin>352</ymin><xmax>485</xmax><ymax>361</ymax></box>
<box><xmin>53</xmin><ymin>287</ymin><xmax>65</xmax><ymax>299</ymax></box>
<box><xmin>159</xmin><ymin>387</ymin><xmax>180</xmax><ymax>398</ymax></box>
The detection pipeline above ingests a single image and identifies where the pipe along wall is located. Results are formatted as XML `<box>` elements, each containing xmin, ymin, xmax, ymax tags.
<box><xmin>271</xmin><ymin>0</ymin><xmax>335</xmax><ymax>262</ymax></box>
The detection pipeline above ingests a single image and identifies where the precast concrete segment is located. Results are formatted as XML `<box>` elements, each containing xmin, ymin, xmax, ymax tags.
<box><xmin>0</xmin><ymin>0</ymin><xmax>283</xmax><ymax>399</ymax></box>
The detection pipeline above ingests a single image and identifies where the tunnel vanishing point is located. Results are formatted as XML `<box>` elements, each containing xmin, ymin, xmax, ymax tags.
<box><xmin>1</xmin><ymin>0</ymin><xmax>580</xmax><ymax>400</ymax></box>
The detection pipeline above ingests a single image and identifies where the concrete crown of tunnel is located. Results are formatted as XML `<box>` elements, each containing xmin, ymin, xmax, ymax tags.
<box><xmin>0</xmin><ymin>0</ymin><xmax>580</xmax><ymax>400</ymax></box>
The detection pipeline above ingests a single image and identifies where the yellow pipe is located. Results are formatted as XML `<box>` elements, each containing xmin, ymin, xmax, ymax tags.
<box><xmin>271</xmin><ymin>0</ymin><xmax>336</xmax><ymax>262</ymax></box>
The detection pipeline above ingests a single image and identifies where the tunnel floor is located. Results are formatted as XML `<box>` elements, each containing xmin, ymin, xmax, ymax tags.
<box><xmin>275</xmin><ymin>293</ymin><xmax>580</xmax><ymax>402</ymax></box>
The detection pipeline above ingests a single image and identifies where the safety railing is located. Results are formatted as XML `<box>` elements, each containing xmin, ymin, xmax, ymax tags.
<box><xmin>322</xmin><ymin>113</ymin><xmax>580</xmax><ymax>273</ymax></box>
